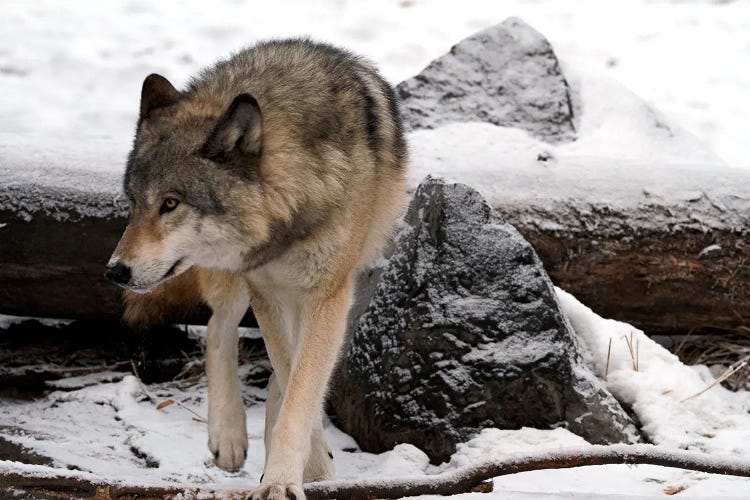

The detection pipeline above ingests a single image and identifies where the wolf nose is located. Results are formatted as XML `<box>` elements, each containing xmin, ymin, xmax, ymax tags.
<box><xmin>104</xmin><ymin>262</ymin><xmax>131</xmax><ymax>285</ymax></box>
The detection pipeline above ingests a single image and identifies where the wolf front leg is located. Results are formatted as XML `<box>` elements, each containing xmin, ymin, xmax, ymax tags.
<box><xmin>265</xmin><ymin>374</ymin><xmax>335</xmax><ymax>483</ymax></box>
<box><xmin>199</xmin><ymin>270</ymin><xmax>251</xmax><ymax>472</ymax></box>
<box><xmin>251</xmin><ymin>290</ymin><xmax>335</xmax><ymax>486</ymax></box>
<box><xmin>252</xmin><ymin>277</ymin><xmax>352</xmax><ymax>500</ymax></box>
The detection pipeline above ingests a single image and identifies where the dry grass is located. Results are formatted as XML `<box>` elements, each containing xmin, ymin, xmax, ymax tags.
<box><xmin>130</xmin><ymin>359</ymin><xmax>208</xmax><ymax>424</ymax></box>
<box><xmin>623</xmin><ymin>331</ymin><xmax>639</xmax><ymax>372</ymax></box>
<box><xmin>681</xmin><ymin>356</ymin><xmax>749</xmax><ymax>402</ymax></box>
<box><xmin>604</xmin><ymin>337</ymin><xmax>612</xmax><ymax>381</ymax></box>
<box><xmin>672</xmin><ymin>327</ymin><xmax>750</xmax><ymax>392</ymax></box>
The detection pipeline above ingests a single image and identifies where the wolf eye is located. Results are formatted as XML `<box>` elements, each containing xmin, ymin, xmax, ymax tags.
<box><xmin>160</xmin><ymin>197</ymin><xmax>180</xmax><ymax>214</ymax></box>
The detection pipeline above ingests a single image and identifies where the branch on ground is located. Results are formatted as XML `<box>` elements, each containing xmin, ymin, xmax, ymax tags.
<box><xmin>2</xmin><ymin>444</ymin><xmax>749</xmax><ymax>499</ymax></box>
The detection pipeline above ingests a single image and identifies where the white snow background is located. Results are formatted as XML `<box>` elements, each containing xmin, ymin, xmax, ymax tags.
<box><xmin>2</xmin><ymin>0</ymin><xmax>750</xmax><ymax>498</ymax></box>
<box><xmin>2</xmin><ymin>0</ymin><xmax>750</xmax><ymax>169</ymax></box>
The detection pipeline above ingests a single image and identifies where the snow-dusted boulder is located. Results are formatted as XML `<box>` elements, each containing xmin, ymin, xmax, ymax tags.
<box><xmin>331</xmin><ymin>178</ymin><xmax>638</xmax><ymax>464</ymax></box>
<box><xmin>397</xmin><ymin>17</ymin><xmax>576</xmax><ymax>144</ymax></box>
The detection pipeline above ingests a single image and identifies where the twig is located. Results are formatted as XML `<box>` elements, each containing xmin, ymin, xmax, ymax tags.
<box><xmin>178</xmin><ymin>399</ymin><xmax>208</xmax><ymax>424</ymax></box>
<box><xmin>129</xmin><ymin>360</ymin><xmax>157</xmax><ymax>402</ymax></box>
<box><xmin>130</xmin><ymin>361</ymin><xmax>207</xmax><ymax>424</ymax></box>
<box><xmin>681</xmin><ymin>356</ymin><xmax>750</xmax><ymax>402</ymax></box>
<box><xmin>3</xmin><ymin>444</ymin><xmax>750</xmax><ymax>499</ymax></box>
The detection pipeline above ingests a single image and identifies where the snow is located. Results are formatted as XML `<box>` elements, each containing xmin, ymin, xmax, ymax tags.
<box><xmin>487</xmin><ymin>462</ymin><xmax>750</xmax><ymax>499</ymax></box>
<box><xmin>403</xmin><ymin>47</ymin><xmax>745</xmax><ymax>223</ymax></box>
<box><xmin>0</xmin><ymin>314</ymin><xmax>72</xmax><ymax>330</ymax></box>
<box><xmin>1</xmin><ymin>0</ymin><xmax>749</xmax><ymax>170</ymax></box>
<box><xmin>557</xmin><ymin>288</ymin><xmax>750</xmax><ymax>458</ymax></box>
<box><xmin>407</xmin><ymin>120</ymin><xmax>750</xmax><ymax>236</ymax></box>
<box><xmin>2</xmin><ymin>0</ymin><xmax>750</xmax><ymax>497</ymax></box>
<box><xmin>698</xmin><ymin>244</ymin><xmax>722</xmax><ymax>258</ymax></box>
<box><xmin>434</xmin><ymin>428</ymin><xmax>589</xmax><ymax>472</ymax></box>
<box><xmin>3</xmin><ymin>292</ymin><xmax>750</xmax><ymax>497</ymax></box>
<box><xmin>2</xmin><ymin>0</ymin><xmax>749</xmax><ymax>168</ymax></box>
<box><xmin>4</xmin><ymin>1</ymin><xmax>749</xmax><ymax>225</ymax></box>
<box><xmin>187</xmin><ymin>325</ymin><xmax>263</xmax><ymax>340</ymax></box>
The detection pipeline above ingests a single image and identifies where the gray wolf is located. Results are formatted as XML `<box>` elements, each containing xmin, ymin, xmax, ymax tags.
<box><xmin>104</xmin><ymin>39</ymin><xmax>407</xmax><ymax>499</ymax></box>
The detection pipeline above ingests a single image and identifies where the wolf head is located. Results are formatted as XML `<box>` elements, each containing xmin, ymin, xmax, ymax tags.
<box><xmin>105</xmin><ymin>74</ymin><xmax>265</xmax><ymax>293</ymax></box>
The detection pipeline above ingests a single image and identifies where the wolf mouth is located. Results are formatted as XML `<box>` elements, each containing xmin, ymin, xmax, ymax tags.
<box><xmin>163</xmin><ymin>258</ymin><xmax>184</xmax><ymax>280</ymax></box>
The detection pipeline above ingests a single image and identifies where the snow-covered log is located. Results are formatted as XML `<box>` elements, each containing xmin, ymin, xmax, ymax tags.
<box><xmin>1</xmin><ymin>19</ymin><xmax>748</xmax><ymax>336</ymax></box>
<box><xmin>0</xmin><ymin>135</ymin><xmax>127</xmax><ymax>321</ymax></box>
<box><xmin>1</xmin><ymin>136</ymin><xmax>749</xmax><ymax>335</ymax></box>
<box><xmin>0</xmin><ymin>135</ymin><xmax>229</xmax><ymax>325</ymax></box>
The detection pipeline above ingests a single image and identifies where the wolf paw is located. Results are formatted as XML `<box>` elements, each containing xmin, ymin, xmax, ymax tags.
<box><xmin>250</xmin><ymin>482</ymin><xmax>305</xmax><ymax>500</ymax></box>
<box><xmin>208</xmin><ymin>420</ymin><xmax>248</xmax><ymax>472</ymax></box>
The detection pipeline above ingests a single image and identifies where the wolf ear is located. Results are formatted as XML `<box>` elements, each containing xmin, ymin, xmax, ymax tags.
<box><xmin>199</xmin><ymin>94</ymin><xmax>263</xmax><ymax>162</ymax></box>
<box><xmin>139</xmin><ymin>74</ymin><xmax>182</xmax><ymax>122</ymax></box>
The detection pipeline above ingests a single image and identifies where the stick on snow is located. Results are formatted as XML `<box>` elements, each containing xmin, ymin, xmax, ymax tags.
<box><xmin>3</xmin><ymin>444</ymin><xmax>750</xmax><ymax>499</ymax></box>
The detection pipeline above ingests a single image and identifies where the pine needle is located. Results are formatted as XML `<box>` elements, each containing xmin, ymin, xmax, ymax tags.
<box><xmin>130</xmin><ymin>360</ymin><xmax>208</xmax><ymax>424</ymax></box>
<box><xmin>681</xmin><ymin>356</ymin><xmax>750</xmax><ymax>402</ymax></box>
<box><xmin>623</xmin><ymin>331</ymin><xmax>639</xmax><ymax>372</ymax></box>
<box><xmin>605</xmin><ymin>337</ymin><xmax>613</xmax><ymax>381</ymax></box>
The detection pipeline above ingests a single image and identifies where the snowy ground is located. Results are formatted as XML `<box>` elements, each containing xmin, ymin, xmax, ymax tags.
<box><xmin>2</xmin><ymin>289</ymin><xmax>750</xmax><ymax>498</ymax></box>
<box><xmin>2</xmin><ymin>0</ymin><xmax>750</xmax><ymax>169</ymax></box>
<box><xmin>2</xmin><ymin>1</ymin><xmax>750</xmax><ymax>498</ymax></box>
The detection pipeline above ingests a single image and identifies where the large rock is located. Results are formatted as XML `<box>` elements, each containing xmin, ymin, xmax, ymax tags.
<box><xmin>331</xmin><ymin>177</ymin><xmax>638</xmax><ymax>464</ymax></box>
<box><xmin>396</xmin><ymin>18</ymin><xmax>576</xmax><ymax>143</ymax></box>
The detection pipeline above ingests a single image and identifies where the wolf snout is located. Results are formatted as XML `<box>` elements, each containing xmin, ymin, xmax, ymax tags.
<box><xmin>104</xmin><ymin>261</ymin><xmax>132</xmax><ymax>286</ymax></box>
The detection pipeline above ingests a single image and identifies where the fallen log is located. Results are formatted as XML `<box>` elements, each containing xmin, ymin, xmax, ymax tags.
<box><xmin>2</xmin><ymin>444</ymin><xmax>749</xmax><ymax>499</ymax></box>
<box><xmin>2</xmin><ymin>145</ymin><xmax>748</xmax><ymax>336</ymax></box>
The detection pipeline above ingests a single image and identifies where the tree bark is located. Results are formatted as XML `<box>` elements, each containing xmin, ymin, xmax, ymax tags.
<box><xmin>522</xmin><ymin>225</ymin><xmax>749</xmax><ymax>336</ymax></box>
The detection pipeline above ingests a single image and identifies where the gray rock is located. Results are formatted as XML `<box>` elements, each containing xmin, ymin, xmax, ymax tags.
<box><xmin>331</xmin><ymin>177</ymin><xmax>637</xmax><ymax>464</ymax></box>
<box><xmin>396</xmin><ymin>17</ymin><xmax>576</xmax><ymax>143</ymax></box>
